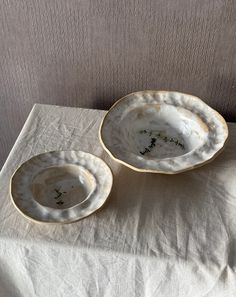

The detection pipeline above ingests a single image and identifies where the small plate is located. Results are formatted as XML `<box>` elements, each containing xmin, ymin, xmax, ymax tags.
<box><xmin>99</xmin><ymin>91</ymin><xmax>228</xmax><ymax>174</ymax></box>
<box><xmin>10</xmin><ymin>151</ymin><xmax>113</xmax><ymax>223</ymax></box>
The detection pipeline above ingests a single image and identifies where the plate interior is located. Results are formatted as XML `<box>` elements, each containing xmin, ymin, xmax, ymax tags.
<box><xmin>120</xmin><ymin>104</ymin><xmax>208</xmax><ymax>159</ymax></box>
<box><xmin>31</xmin><ymin>165</ymin><xmax>96</xmax><ymax>209</ymax></box>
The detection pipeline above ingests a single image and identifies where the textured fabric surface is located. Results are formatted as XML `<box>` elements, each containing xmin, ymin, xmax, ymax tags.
<box><xmin>0</xmin><ymin>104</ymin><xmax>236</xmax><ymax>297</ymax></box>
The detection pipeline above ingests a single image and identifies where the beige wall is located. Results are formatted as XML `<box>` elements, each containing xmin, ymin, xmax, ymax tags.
<box><xmin>0</xmin><ymin>0</ymin><xmax>236</xmax><ymax>167</ymax></box>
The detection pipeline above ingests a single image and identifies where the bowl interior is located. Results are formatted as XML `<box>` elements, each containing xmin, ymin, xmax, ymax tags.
<box><xmin>118</xmin><ymin>104</ymin><xmax>209</xmax><ymax>159</ymax></box>
<box><xmin>31</xmin><ymin>164</ymin><xmax>96</xmax><ymax>209</ymax></box>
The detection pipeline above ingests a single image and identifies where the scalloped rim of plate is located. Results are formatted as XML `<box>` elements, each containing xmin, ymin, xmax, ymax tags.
<box><xmin>99</xmin><ymin>90</ymin><xmax>228</xmax><ymax>174</ymax></box>
<box><xmin>10</xmin><ymin>150</ymin><xmax>113</xmax><ymax>224</ymax></box>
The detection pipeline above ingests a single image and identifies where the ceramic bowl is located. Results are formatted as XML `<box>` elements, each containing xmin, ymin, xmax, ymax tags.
<box><xmin>99</xmin><ymin>91</ymin><xmax>228</xmax><ymax>174</ymax></box>
<box><xmin>10</xmin><ymin>151</ymin><xmax>113</xmax><ymax>223</ymax></box>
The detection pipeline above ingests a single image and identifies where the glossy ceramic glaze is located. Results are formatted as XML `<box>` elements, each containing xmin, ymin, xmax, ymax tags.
<box><xmin>99</xmin><ymin>91</ymin><xmax>228</xmax><ymax>173</ymax></box>
<box><xmin>11</xmin><ymin>151</ymin><xmax>113</xmax><ymax>223</ymax></box>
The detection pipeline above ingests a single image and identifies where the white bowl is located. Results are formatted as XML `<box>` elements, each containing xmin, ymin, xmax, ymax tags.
<box><xmin>99</xmin><ymin>91</ymin><xmax>228</xmax><ymax>174</ymax></box>
<box><xmin>10</xmin><ymin>151</ymin><xmax>113</xmax><ymax>223</ymax></box>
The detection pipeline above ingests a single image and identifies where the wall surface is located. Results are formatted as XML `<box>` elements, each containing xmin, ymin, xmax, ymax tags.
<box><xmin>0</xmin><ymin>0</ymin><xmax>236</xmax><ymax>167</ymax></box>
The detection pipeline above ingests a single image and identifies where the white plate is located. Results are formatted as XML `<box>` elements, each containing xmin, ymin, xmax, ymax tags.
<box><xmin>10</xmin><ymin>151</ymin><xmax>113</xmax><ymax>223</ymax></box>
<box><xmin>99</xmin><ymin>91</ymin><xmax>228</xmax><ymax>174</ymax></box>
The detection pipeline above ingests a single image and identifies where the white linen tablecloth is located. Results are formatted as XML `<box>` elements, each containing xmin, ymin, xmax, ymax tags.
<box><xmin>0</xmin><ymin>104</ymin><xmax>236</xmax><ymax>297</ymax></box>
